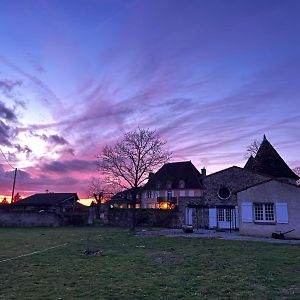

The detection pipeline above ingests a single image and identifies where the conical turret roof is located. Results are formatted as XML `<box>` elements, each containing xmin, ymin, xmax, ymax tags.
<box><xmin>244</xmin><ymin>136</ymin><xmax>299</xmax><ymax>180</ymax></box>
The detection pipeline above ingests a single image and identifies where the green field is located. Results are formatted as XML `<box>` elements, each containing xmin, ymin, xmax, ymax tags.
<box><xmin>0</xmin><ymin>227</ymin><xmax>299</xmax><ymax>299</ymax></box>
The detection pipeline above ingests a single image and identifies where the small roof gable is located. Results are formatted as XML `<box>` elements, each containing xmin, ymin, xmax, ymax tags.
<box><xmin>244</xmin><ymin>136</ymin><xmax>299</xmax><ymax>180</ymax></box>
<box><xmin>144</xmin><ymin>161</ymin><xmax>202</xmax><ymax>189</ymax></box>
<box><xmin>13</xmin><ymin>193</ymin><xmax>79</xmax><ymax>206</ymax></box>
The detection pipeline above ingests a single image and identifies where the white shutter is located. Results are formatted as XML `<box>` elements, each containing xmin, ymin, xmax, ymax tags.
<box><xmin>241</xmin><ymin>202</ymin><xmax>253</xmax><ymax>223</ymax></box>
<box><xmin>165</xmin><ymin>191</ymin><xmax>167</xmax><ymax>197</ymax></box>
<box><xmin>209</xmin><ymin>208</ymin><xmax>217</xmax><ymax>228</ymax></box>
<box><xmin>276</xmin><ymin>203</ymin><xmax>288</xmax><ymax>224</ymax></box>
<box><xmin>172</xmin><ymin>190</ymin><xmax>174</xmax><ymax>197</ymax></box>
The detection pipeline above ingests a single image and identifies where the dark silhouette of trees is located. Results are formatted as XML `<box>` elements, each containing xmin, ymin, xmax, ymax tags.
<box><xmin>97</xmin><ymin>128</ymin><xmax>171</xmax><ymax>228</ymax></box>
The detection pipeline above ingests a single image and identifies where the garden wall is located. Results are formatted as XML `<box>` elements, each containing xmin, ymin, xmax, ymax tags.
<box><xmin>0</xmin><ymin>211</ymin><xmax>62</xmax><ymax>227</ymax></box>
<box><xmin>106</xmin><ymin>208</ymin><xmax>181</xmax><ymax>228</ymax></box>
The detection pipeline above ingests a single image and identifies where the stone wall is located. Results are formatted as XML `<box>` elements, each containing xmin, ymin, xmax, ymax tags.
<box><xmin>0</xmin><ymin>207</ymin><xmax>95</xmax><ymax>227</ymax></box>
<box><xmin>203</xmin><ymin>166</ymin><xmax>268</xmax><ymax>206</ymax></box>
<box><xmin>105</xmin><ymin>208</ymin><xmax>181</xmax><ymax>228</ymax></box>
<box><xmin>0</xmin><ymin>210</ymin><xmax>62</xmax><ymax>227</ymax></box>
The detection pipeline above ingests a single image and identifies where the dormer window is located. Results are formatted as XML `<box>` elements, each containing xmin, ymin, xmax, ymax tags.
<box><xmin>179</xmin><ymin>180</ymin><xmax>185</xmax><ymax>189</ymax></box>
<box><xmin>166</xmin><ymin>181</ymin><xmax>172</xmax><ymax>189</ymax></box>
<box><xmin>156</xmin><ymin>181</ymin><xmax>161</xmax><ymax>189</ymax></box>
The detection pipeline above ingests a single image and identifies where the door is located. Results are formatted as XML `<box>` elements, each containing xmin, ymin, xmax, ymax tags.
<box><xmin>217</xmin><ymin>208</ymin><xmax>236</xmax><ymax>229</ymax></box>
<box><xmin>185</xmin><ymin>207</ymin><xmax>193</xmax><ymax>225</ymax></box>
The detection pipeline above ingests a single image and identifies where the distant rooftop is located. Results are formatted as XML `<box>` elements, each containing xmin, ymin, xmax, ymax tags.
<box><xmin>12</xmin><ymin>193</ymin><xmax>79</xmax><ymax>206</ymax></box>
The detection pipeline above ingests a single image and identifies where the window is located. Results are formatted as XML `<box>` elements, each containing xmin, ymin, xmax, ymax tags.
<box><xmin>156</xmin><ymin>182</ymin><xmax>161</xmax><ymax>189</ymax></box>
<box><xmin>218</xmin><ymin>187</ymin><xmax>231</xmax><ymax>200</ymax></box>
<box><xmin>225</xmin><ymin>208</ymin><xmax>231</xmax><ymax>221</ymax></box>
<box><xmin>218</xmin><ymin>209</ymin><xmax>224</xmax><ymax>222</ymax></box>
<box><xmin>167</xmin><ymin>181</ymin><xmax>172</xmax><ymax>189</ymax></box>
<box><xmin>179</xmin><ymin>190</ymin><xmax>185</xmax><ymax>197</ymax></box>
<box><xmin>254</xmin><ymin>203</ymin><xmax>275</xmax><ymax>222</ymax></box>
<box><xmin>188</xmin><ymin>190</ymin><xmax>195</xmax><ymax>197</ymax></box>
<box><xmin>167</xmin><ymin>190</ymin><xmax>172</xmax><ymax>200</ymax></box>
<box><xmin>156</xmin><ymin>191</ymin><xmax>160</xmax><ymax>197</ymax></box>
<box><xmin>146</xmin><ymin>191</ymin><xmax>152</xmax><ymax>198</ymax></box>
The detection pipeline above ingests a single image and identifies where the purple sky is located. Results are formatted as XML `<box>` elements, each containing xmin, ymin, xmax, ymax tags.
<box><xmin>0</xmin><ymin>0</ymin><xmax>300</xmax><ymax>198</ymax></box>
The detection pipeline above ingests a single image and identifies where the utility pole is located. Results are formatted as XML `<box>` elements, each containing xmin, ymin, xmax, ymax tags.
<box><xmin>11</xmin><ymin>168</ymin><xmax>17</xmax><ymax>203</ymax></box>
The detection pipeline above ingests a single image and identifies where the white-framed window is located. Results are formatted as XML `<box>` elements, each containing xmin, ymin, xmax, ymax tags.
<box><xmin>254</xmin><ymin>203</ymin><xmax>275</xmax><ymax>222</ymax></box>
<box><xmin>156</xmin><ymin>190</ymin><xmax>160</xmax><ymax>197</ymax></box>
<box><xmin>179</xmin><ymin>190</ymin><xmax>185</xmax><ymax>197</ymax></box>
<box><xmin>167</xmin><ymin>190</ymin><xmax>172</xmax><ymax>200</ymax></box>
<box><xmin>218</xmin><ymin>209</ymin><xmax>224</xmax><ymax>222</ymax></box>
<box><xmin>146</xmin><ymin>191</ymin><xmax>152</xmax><ymax>199</ymax></box>
<box><xmin>188</xmin><ymin>190</ymin><xmax>194</xmax><ymax>197</ymax></box>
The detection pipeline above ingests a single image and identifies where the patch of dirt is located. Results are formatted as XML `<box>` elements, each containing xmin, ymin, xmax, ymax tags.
<box><xmin>82</xmin><ymin>249</ymin><xmax>104</xmax><ymax>256</ymax></box>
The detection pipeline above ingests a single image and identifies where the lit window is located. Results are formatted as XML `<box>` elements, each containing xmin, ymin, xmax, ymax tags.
<box><xmin>254</xmin><ymin>203</ymin><xmax>275</xmax><ymax>222</ymax></box>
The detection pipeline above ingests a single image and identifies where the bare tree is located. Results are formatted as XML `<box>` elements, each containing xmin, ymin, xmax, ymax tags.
<box><xmin>88</xmin><ymin>177</ymin><xmax>120</xmax><ymax>218</ymax></box>
<box><xmin>97</xmin><ymin>128</ymin><xmax>171</xmax><ymax>227</ymax></box>
<box><xmin>244</xmin><ymin>139</ymin><xmax>261</xmax><ymax>159</ymax></box>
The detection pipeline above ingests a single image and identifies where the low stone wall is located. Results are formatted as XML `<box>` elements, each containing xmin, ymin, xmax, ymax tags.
<box><xmin>0</xmin><ymin>207</ymin><xmax>95</xmax><ymax>227</ymax></box>
<box><xmin>106</xmin><ymin>208</ymin><xmax>181</xmax><ymax>228</ymax></box>
<box><xmin>0</xmin><ymin>211</ymin><xmax>62</xmax><ymax>227</ymax></box>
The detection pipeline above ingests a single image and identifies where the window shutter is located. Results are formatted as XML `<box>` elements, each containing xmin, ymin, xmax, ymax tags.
<box><xmin>241</xmin><ymin>202</ymin><xmax>252</xmax><ymax>223</ymax></box>
<box><xmin>276</xmin><ymin>203</ymin><xmax>288</xmax><ymax>224</ymax></box>
<box><xmin>209</xmin><ymin>208</ymin><xmax>217</xmax><ymax>228</ymax></box>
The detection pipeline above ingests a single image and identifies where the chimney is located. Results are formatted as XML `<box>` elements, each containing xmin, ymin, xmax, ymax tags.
<box><xmin>201</xmin><ymin>167</ymin><xmax>206</xmax><ymax>177</ymax></box>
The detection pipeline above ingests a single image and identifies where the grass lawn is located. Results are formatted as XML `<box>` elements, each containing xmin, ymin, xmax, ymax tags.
<box><xmin>0</xmin><ymin>227</ymin><xmax>299</xmax><ymax>299</ymax></box>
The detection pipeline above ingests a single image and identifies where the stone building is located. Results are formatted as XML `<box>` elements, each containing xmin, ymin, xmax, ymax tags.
<box><xmin>141</xmin><ymin>161</ymin><xmax>204</xmax><ymax>209</ymax></box>
<box><xmin>183</xmin><ymin>135</ymin><xmax>299</xmax><ymax>231</ymax></box>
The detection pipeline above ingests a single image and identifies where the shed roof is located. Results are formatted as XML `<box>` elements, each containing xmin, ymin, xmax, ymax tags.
<box><xmin>12</xmin><ymin>193</ymin><xmax>79</xmax><ymax>206</ymax></box>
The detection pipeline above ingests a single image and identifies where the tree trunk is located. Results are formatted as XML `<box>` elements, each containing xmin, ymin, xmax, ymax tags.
<box><xmin>130</xmin><ymin>187</ymin><xmax>138</xmax><ymax>230</ymax></box>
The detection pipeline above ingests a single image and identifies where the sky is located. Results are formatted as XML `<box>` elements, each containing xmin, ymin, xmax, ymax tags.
<box><xmin>0</xmin><ymin>0</ymin><xmax>300</xmax><ymax>199</ymax></box>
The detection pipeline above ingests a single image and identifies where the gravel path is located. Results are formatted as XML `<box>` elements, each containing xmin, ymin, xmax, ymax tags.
<box><xmin>137</xmin><ymin>228</ymin><xmax>300</xmax><ymax>244</ymax></box>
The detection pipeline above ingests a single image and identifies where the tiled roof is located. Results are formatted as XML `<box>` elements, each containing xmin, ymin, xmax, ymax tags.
<box><xmin>244</xmin><ymin>136</ymin><xmax>299</xmax><ymax>180</ymax></box>
<box><xmin>12</xmin><ymin>193</ymin><xmax>79</xmax><ymax>206</ymax></box>
<box><xmin>143</xmin><ymin>161</ymin><xmax>202</xmax><ymax>189</ymax></box>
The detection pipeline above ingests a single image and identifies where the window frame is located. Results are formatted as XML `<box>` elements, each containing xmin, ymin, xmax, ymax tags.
<box><xmin>253</xmin><ymin>203</ymin><xmax>275</xmax><ymax>223</ymax></box>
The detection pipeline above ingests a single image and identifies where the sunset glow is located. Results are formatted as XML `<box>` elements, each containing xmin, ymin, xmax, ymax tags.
<box><xmin>0</xmin><ymin>0</ymin><xmax>300</xmax><ymax>199</ymax></box>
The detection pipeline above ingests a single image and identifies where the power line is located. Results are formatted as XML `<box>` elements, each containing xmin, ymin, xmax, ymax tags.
<box><xmin>0</xmin><ymin>148</ymin><xmax>15</xmax><ymax>169</ymax></box>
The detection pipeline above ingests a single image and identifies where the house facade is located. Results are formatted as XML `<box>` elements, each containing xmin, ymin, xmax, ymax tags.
<box><xmin>182</xmin><ymin>135</ymin><xmax>299</xmax><ymax>231</ymax></box>
<box><xmin>141</xmin><ymin>161</ymin><xmax>204</xmax><ymax>209</ymax></box>
<box><xmin>238</xmin><ymin>179</ymin><xmax>300</xmax><ymax>239</ymax></box>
